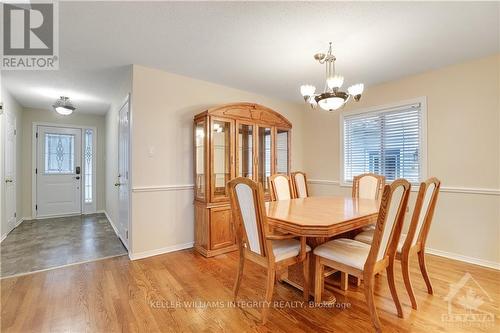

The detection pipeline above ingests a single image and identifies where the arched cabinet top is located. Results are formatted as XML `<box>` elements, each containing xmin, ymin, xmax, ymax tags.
<box><xmin>195</xmin><ymin>102</ymin><xmax>292</xmax><ymax>128</ymax></box>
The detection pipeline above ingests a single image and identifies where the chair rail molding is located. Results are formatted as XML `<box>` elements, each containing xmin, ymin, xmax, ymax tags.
<box><xmin>307</xmin><ymin>179</ymin><xmax>500</xmax><ymax>196</ymax></box>
<box><xmin>132</xmin><ymin>184</ymin><xmax>195</xmax><ymax>193</ymax></box>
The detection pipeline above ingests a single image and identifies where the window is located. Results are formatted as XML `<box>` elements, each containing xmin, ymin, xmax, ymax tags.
<box><xmin>342</xmin><ymin>99</ymin><xmax>426</xmax><ymax>184</ymax></box>
<box><xmin>84</xmin><ymin>129</ymin><xmax>93</xmax><ymax>203</ymax></box>
<box><xmin>44</xmin><ymin>133</ymin><xmax>75</xmax><ymax>173</ymax></box>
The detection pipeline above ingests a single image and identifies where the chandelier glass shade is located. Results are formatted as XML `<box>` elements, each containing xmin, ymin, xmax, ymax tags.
<box><xmin>300</xmin><ymin>42</ymin><xmax>364</xmax><ymax>111</ymax></box>
<box><xmin>53</xmin><ymin>96</ymin><xmax>76</xmax><ymax>115</ymax></box>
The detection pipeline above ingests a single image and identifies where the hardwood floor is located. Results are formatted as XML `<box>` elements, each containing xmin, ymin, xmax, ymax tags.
<box><xmin>1</xmin><ymin>249</ymin><xmax>498</xmax><ymax>332</ymax></box>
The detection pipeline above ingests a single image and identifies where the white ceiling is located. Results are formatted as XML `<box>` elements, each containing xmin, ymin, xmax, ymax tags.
<box><xmin>3</xmin><ymin>1</ymin><xmax>499</xmax><ymax>115</ymax></box>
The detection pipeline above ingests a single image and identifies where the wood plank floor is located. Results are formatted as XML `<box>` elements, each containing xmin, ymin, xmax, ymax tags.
<box><xmin>1</xmin><ymin>249</ymin><xmax>498</xmax><ymax>332</ymax></box>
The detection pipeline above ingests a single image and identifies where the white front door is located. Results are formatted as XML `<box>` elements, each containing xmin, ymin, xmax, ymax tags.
<box><xmin>36</xmin><ymin>126</ymin><xmax>82</xmax><ymax>217</ymax></box>
<box><xmin>117</xmin><ymin>99</ymin><xmax>130</xmax><ymax>248</ymax></box>
<box><xmin>5</xmin><ymin>110</ymin><xmax>17</xmax><ymax>230</ymax></box>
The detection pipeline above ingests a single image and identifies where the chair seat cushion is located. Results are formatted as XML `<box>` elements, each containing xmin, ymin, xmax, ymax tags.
<box><xmin>361</xmin><ymin>224</ymin><xmax>376</xmax><ymax>231</ymax></box>
<box><xmin>355</xmin><ymin>230</ymin><xmax>408</xmax><ymax>253</ymax></box>
<box><xmin>354</xmin><ymin>229</ymin><xmax>374</xmax><ymax>244</ymax></box>
<box><xmin>313</xmin><ymin>238</ymin><xmax>371</xmax><ymax>270</ymax></box>
<box><xmin>272</xmin><ymin>239</ymin><xmax>311</xmax><ymax>262</ymax></box>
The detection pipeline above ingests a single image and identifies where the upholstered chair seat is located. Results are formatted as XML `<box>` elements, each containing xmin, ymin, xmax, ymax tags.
<box><xmin>272</xmin><ymin>239</ymin><xmax>311</xmax><ymax>262</ymax></box>
<box><xmin>355</xmin><ymin>230</ymin><xmax>407</xmax><ymax>253</ymax></box>
<box><xmin>314</xmin><ymin>238</ymin><xmax>370</xmax><ymax>270</ymax></box>
<box><xmin>354</xmin><ymin>229</ymin><xmax>375</xmax><ymax>245</ymax></box>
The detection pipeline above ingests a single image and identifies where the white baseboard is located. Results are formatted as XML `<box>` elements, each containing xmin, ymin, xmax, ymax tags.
<box><xmin>103</xmin><ymin>210</ymin><xmax>129</xmax><ymax>251</ymax></box>
<box><xmin>129</xmin><ymin>242</ymin><xmax>194</xmax><ymax>261</ymax></box>
<box><xmin>426</xmin><ymin>247</ymin><xmax>500</xmax><ymax>270</ymax></box>
<box><xmin>1</xmin><ymin>217</ymin><xmax>25</xmax><ymax>243</ymax></box>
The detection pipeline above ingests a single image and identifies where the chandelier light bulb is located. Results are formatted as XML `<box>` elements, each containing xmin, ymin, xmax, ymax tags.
<box><xmin>348</xmin><ymin>83</ymin><xmax>364</xmax><ymax>96</ymax></box>
<box><xmin>327</xmin><ymin>75</ymin><xmax>344</xmax><ymax>89</ymax></box>
<box><xmin>300</xmin><ymin>84</ymin><xmax>316</xmax><ymax>97</ymax></box>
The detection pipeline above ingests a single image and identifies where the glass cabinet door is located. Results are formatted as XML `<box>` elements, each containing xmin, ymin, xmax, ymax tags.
<box><xmin>257</xmin><ymin>126</ymin><xmax>273</xmax><ymax>194</ymax></box>
<box><xmin>194</xmin><ymin>120</ymin><xmax>206</xmax><ymax>200</ymax></box>
<box><xmin>211</xmin><ymin>119</ymin><xmax>233</xmax><ymax>200</ymax></box>
<box><xmin>276</xmin><ymin>128</ymin><xmax>290</xmax><ymax>174</ymax></box>
<box><xmin>237</xmin><ymin>123</ymin><xmax>254</xmax><ymax>179</ymax></box>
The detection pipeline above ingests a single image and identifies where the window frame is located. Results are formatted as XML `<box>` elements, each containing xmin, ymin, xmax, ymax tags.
<box><xmin>339</xmin><ymin>97</ymin><xmax>428</xmax><ymax>187</ymax></box>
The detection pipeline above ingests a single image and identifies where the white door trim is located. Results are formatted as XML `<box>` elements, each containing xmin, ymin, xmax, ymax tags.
<box><xmin>31</xmin><ymin>122</ymin><xmax>98</xmax><ymax>218</ymax></box>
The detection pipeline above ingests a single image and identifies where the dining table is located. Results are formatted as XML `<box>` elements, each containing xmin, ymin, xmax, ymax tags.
<box><xmin>266</xmin><ymin>195</ymin><xmax>379</xmax><ymax>302</ymax></box>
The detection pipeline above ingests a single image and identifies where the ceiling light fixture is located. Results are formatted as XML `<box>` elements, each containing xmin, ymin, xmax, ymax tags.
<box><xmin>53</xmin><ymin>96</ymin><xmax>76</xmax><ymax>115</ymax></box>
<box><xmin>300</xmin><ymin>42</ymin><xmax>364</xmax><ymax>111</ymax></box>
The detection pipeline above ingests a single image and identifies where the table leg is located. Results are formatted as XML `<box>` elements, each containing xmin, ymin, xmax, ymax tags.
<box><xmin>278</xmin><ymin>237</ymin><xmax>336</xmax><ymax>304</ymax></box>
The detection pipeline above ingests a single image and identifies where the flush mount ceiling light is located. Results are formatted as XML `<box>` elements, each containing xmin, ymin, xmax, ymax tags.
<box><xmin>300</xmin><ymin>42</ymin><xmax>364</xmax><ymax>111</ymax></box>
<box><xmin>52</xmin><ymin>96</ymin><xmax>76</xmax><ymax>115</ymax></box>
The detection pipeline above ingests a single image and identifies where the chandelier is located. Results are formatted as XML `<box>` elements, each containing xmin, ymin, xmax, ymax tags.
<box><xmin>300</xmin><ymin>42</ymin><xmax>364</xmax><ymax>111</ymax></box>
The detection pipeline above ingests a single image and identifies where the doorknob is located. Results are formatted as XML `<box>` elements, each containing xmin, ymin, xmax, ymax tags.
<box><xmin>5</xmin><ymin>179</ymin><xmax>13</xmax><ymax>183</ymax></box>
<box><xmin>75</xmin><ymin>176</ymin><xmax>80</xmax><ymax>180</ymax></box>
<box><xmin>114</xmin><ymin>182</ymin><xmax>122</xmax><ymax>187</ymax></box>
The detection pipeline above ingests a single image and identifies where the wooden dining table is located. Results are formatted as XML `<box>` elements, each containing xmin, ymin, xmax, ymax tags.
<box><xmin>266</xmin><ymin>195</ymin><xmax>379</xmax><ymax>301</ymax></box>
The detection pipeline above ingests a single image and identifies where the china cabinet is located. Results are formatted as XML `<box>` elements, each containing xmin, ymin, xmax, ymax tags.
<box><xmin>194</xmin><ymin>103</ymin><xmax>292</xmax><ymax>257</ymax></box>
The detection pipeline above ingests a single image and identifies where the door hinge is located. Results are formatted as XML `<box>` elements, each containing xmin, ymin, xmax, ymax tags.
<box><xmin>36</xmin><ymin>132</ymin><xmax>38</xmax><ymax>138</ymax></box>
<box><xmin>14</xmin><ymin>212</ymin><xmax>16</xmax><ymax>218</ymax></box>
<box><xmin>126</xmin><ymin>230</ymin><xmax>129</xmax><ymax>239</ymax></box>
<box><xmin>35</xmin><ymin>168</ymin><xmax>38</xmax><ymax>174</ymax></box>
<box><xmin>14</xmin><ymin>129</ymin><xmax>16</xmax><ymax>136</ymax></box>
<box><xmin>36</xmin><ymin>204</ymin><xmax>38</xmax><ymax>210</ymax></box>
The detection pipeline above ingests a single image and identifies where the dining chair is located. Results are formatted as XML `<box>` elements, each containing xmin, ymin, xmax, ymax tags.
<box><xmin>352</xmin><ymin>173</ymin><xmax>386</xmax><ymax>201</ymax></box>
<box><xmin>291</xmin><ymin>171</ymin><xmax>309</xmax><ymax>198</ymax></box>
<box><xmin>355</xmin><ymin>177</ymin><xmax>441</xmax><ymax>310</ymax></box>
<box><xmin>314</xmin><ymin>179</ymin><xmax>411</xmax><ymax>333</ymax></box>
<box><xmin>269</xmin><ymin>174</ymin><xmax>293</xmax><ymax>201</ymax></box>
<box><xmin>227</xmin><ymin>177</ymin><xmax>311</xmax><ymax>324</ymax></box>
<box><xmin>350</xmin><ymin>173</ymin><xmax>386</xmax><ymax>286</ymax></box>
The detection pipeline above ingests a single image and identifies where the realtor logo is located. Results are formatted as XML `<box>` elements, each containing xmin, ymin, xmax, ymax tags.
<box><xmin>442</xmin><ymin>272</ymin><xmax>494</xmax><ymax>328</ymax></box>
<box><xmin>1</xmin><ymin>2</ymin><xmax>59</xmax><ymax>69</ymax></box>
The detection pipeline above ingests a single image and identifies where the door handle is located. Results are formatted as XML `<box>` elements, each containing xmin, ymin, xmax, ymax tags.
<box><xmin>75</xmin><ymin>176</ymin><xmax>80</xmax><ymax>180</ymax></box>
<box><xmin>114</xmin><ymin>182</ymin><xmax>122</xmax><ymax>187</ymax></box>
<box><xmin>5</xmin><ymin>179</ymin><xmax>13</xmax><ymax>183</ymax></box>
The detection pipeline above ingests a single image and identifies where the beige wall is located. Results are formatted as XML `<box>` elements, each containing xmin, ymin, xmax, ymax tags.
<box><xmin>21</xmin><ymin>108</ymin><xmax>107</xmax><ymax>218</ymax></box>
<box><xmin>303</xmin><ymin>54</ymin><xmax>500</xmax><ymax>267</ymax></box>
<box><xmin>130</xmin><ymin>64</ymin><xmax>305</xmax><ymax>256</ymax></box>
<box><xmin>0</xmin><ymin>88</ymin><xmax>23</xmax><ymax>238</ymax></box>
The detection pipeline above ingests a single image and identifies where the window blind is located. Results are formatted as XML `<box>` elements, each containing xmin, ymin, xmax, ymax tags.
<box><xmin>343</xmin><ymin>103</ymin><xmax>422</xmax><ymax>183</ymax></box>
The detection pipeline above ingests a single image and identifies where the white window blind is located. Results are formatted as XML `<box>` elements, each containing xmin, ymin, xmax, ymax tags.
<box><xmin>343</xmin><ymin>102</ymin><xmax>423</xmax><ymax>183</ymax></box>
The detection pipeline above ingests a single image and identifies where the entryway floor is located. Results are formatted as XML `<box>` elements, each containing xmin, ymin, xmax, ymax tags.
<box><xmin>0</xmin><ymin>213</ymin><xmax>127</xmax><ymax>278</ymax></box>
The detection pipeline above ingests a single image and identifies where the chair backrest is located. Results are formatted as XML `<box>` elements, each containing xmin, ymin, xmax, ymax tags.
<box><xmin>365</xmin><ymin>179</ymin><xmax>411</xmax><ymax>270</ymax></box>
<box><xmin>352</xmin><ymin>173</ymin><xmax>385</xmax><ymax>200</ymax></box>
<box><xmin>228</xmin><ymin>177</ymin><xmax>270</xmax><ymax>259</ymax></box>
<box><xmin>402</xmin><ymin>177</ymin><xmax>441</xmax><ymax>251</ymax></box>
<box><xmin>269</xmin><ymin>174</ymin><xmax>292</xmax><ymax>201</ymax></box>
<box><xmin>291</xmin><ymin>171</ymin><xmax>309</xmax><ymax>198</ymax></box>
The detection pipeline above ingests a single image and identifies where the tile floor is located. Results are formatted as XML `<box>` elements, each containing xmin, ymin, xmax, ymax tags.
<box><xmin>0</xmin><ymin>213</ymin><xmax>127</xmax><ymax>277</ymax></box>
